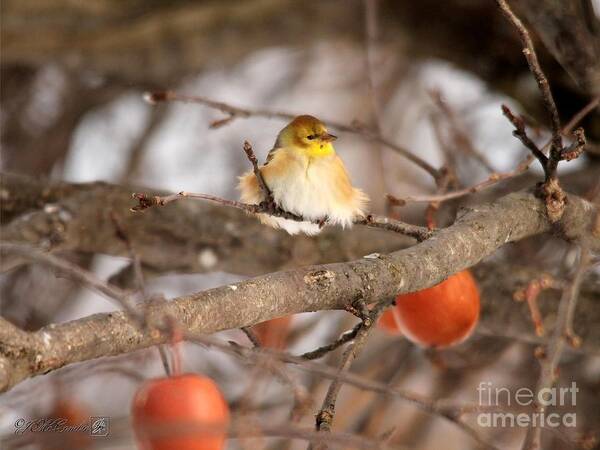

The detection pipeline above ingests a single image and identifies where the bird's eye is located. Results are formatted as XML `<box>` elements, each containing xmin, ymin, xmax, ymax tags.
<box><xmin>306</xmin><ymin>134</ymin><xmax>317</xmax><ymax>140</ymax></box>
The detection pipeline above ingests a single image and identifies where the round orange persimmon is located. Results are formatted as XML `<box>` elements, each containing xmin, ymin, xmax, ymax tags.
<box><xmin>251</xmin><ymin>315</ymin><xmax>293</xmax><ymax>350</ymax></box>
<box><xmin>378</xmin><ymin>270</ymin><xmax>480</xmax><ymax>348</ymax></box>
<box><xmin>132</xmin><ymin>374</ymin><xmax>229</xmax><ymax>450</ymax></box>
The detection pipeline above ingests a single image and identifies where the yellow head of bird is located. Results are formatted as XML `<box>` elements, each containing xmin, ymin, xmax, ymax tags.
<box><xmin>276</xmin><ymin>115</ymin><xmax>337</xmax><ymax>158</ymax></box>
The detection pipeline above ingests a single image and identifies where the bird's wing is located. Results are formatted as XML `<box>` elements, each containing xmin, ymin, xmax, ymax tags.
<box><xmin>265</xmin><ymin>132</ymin><xmax>285</xmax><ymax>165</ymax></box>
<box><xmin>264</xmin><ymin>146</ymin><xmax>280</xmax><ymax>165</ymax></box>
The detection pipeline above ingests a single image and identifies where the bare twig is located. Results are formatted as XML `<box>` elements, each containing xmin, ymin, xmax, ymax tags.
<box><xmin>189</xmin><ymin>333</ymin><xmax>500</xmax><ymax>450</ymax></box>
<box><xmin>429</xmin><ymin>89</ymin><xmax>496</xmax><ymax>173</ymax></box>
<box><xmin>513</xmin><ymin>273</ymin><xmax>563</xmax><ymax>337</ymax></box>
<box><xmin>241</xmin><ymin>327</ymin><xmax>262</xmax><ymax>348</ymax></box>
<box><xmin>157</xmin><ymin>345</ymin><xmax>172</xmax><ymax>377</ymax></box>
<box><xmin>521</xmin><ymin>246</ymin><xmax>590</xmax><ymax>450</ymax></box>
<box><xmin>242</xmin><ymin>140</ymin><xmax>273</xmax><ymax>203</ymax></box>
<box><xmin>426</xmin><ymin>101</ymin><xmax>462</xmax><ymax>227</ymax></box>
<box><xmin>563</xmin><ymin>96</ymin><xmax>598</xmax><ymax>134</ymax></box>
<box><xmin>424</xmin><ymin>166</ymin><xmax>456</xmax><ymax>229</ymax></box>
<box><xmin>395</xmin><ymin>99</ymin><xmax>595</xmax><ymax>205</ymax></box>
<box><xmin>387</xmin><ymin>94</ymin><xmax>597</xmax><ymax>207</ymax></box>
<box><xmin>300</xmin><ymin>323</ymin><xmax>362</xmax><ymax>360</ymax></box>
<box><xmin>110</xmin><ymin>212</ymin><xmax>180</xmax><ymax>379</ymax></box>
<box><xmin>310</xmin><ymin>302</ymin><xmax>387</xmax><ymax>450</ymax></box>
<box><xmin>120</xmin><ymin>105</ymin><xmax>168</xmax><ymax>182</ymax></box>
<box><xmin>387</xmin><ymin>165</ymin><xmax>527</xmax><ymax>205</ymax></box>
<box><xmin>356</xmin><ymin>214</ymin><xmax>433</xmax><ymax>241</ymax></box>
<box><xmin>362</xmin><ymin>0</ymin><xmax>391</xmax><ymax>207</ymax></box>
<box><xmin>109</xmin><ymin>211</ymin><xmax>146</xmax><ymax>294</ymax></box>
<box><xmin>131</xmin><ymin>190</ymin><xmax>432</xmax><ymax>240</ymax></box>
<box><xmin>563</xmin><ymin>248</ymin><xmax>590</xmax><ymax>348</ymax></box>
<box><xmin>502</xmin><ymin>104</ymin><xmax>587</xmax><ymax>178</ymax></box>
<box><xmin>495</xmin><ymin>0</ymin><xmax>588</xmax><ymax>223</ymax></box>
<box><xmin>502</xmin><ymin>105</ymin><xmax>549</xmax><ymax>173</ymax></box>
<box><xmin>495</xmin><ymin>0</ymin><xmax>562</xmax><ymax>149</ymax></box>
<box><xmin>0</xmin><ymin>242</ymin><xmax>140</xmax><ymax>319</ymax></box>
<box><xmin>131</xmin><ymin>191</ymin><xmax>300</xmax><ymax>221</ymax></box>
<box><xmin>143</xmin><ymin>90</ymin><xmax>440</xmax><ymax>180</ymax></box>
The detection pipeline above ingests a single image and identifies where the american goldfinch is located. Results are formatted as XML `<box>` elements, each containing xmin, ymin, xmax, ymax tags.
<box><xmin>239</xmin><ymin>115</ymin><xmax>368</xmax><ymax>235</ymax></box>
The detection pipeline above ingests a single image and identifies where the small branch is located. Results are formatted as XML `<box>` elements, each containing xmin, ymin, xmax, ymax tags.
<box><xmin>143</xmin><ymin>90</ymin><xmax>440</xmax><ymax>180</ymax></box>
<box><xmin>501</xmin><ymin>105</ymin><xmax>549</xmax><ymax>175</ymax></box>
<box><xmin>300</xmin><ymin>323</ymin><xmax>362</xmax><ymax>360</ymax></box>
<box><xmin>193</xmin><ymin>332</ymin><xmax>500</xmax><ymax>450</ymax></box>
<box><xmin>426</xmin><ymin>99</ymin><xmax>463</xmax><ymax>228</ymax></box>
<box><xmin>131</xmin><ymin>191</ymin><xmax>300</xmax><ymax>221</ymax></box>
<box><xmin>234</xmin><ymin>332</ymin><xmax>312</xmax><ymax>422</ymax></box>
<box><xmin>513</xmin><ymin>273</ymin><xmax>563</xmax><ymax>337</ymax></box>
<box><xmin>131</xmin><ymin>190</ymin><xmax>431</xmax><ymax>240</ymax></box>
<box><xmin>564</xmin><ymin>248</ymin><xmax>590</xmax><ymax>348</ymax></box>
<box><xmin>564</xmin><ymin>96</ymin><xmax>599</xmax><ymax>133</ymax></box>
<box><xmin>429</xmin><ymin>89</ymin><xmax>496</xmax><ymax>173</ymax></box>
<box><xmin>0</xmin><ymin>242</ymin><xmax>140</xmax><ymax>320</ymax></box>
<box><xmin>109</xmin><ymin>211</ymin><xmax>146</xmax><ymax>294</ymax></box>
<box><xmin>362</xmin><ymin>0</ymin><xmax>390</xmax><ymax>201</ymax></box>
<box><xmin>387</xmin><ymin>162</ymin><xmax>530</xmax><ymax>205</ymax></box>
<box><xmin>502</xmin><ymin>104</ymin><xmax>587</xmax><ymax>180</ymax></box>
<box><xmin>560</xmin><ymin>128</ymin><xmax>586</xmax><ymax>162</ymax></box>
<box><xmin>495</xmin><ymin>0</ymin><xmax>588</xmax><ymax>224</ymax></box>
<box><xmin>387</xmin><ymin>96</ymin><xmax>597</xmax><ymax>206</ymax></box>
<box><xmin>495</xmin><ymin>0</ymin><xmax>562</xmax><ymax>155</ymax></box>
<box><xmin>242</xmin><ymin>140</ymin><xmax>273</xmax><ymax>203</ymax></box>
<box><xmin>310</xmin><ymin>303</ymin><xmax>386</xmax><ymax>450</ymax></box>
<box><xmin>356</xmin><ymin>214</ymin><xmax>433</xmax><ymax>241</ymax></box>
<box><xmin>241</xmin><ymin>327</ymin><xmax>262</xmax><ymax>348</ymax></box>
<box><xmin>520</xmin><ymin>246</ymin><xmax>590</xmax><ymax>450</ymax></box>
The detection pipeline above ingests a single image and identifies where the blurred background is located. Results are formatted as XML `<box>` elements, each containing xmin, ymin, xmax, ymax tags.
<box><xmin>1</xmin><ymin>1</ymin><xmax>600</xmax><ymax>449</ymax></box>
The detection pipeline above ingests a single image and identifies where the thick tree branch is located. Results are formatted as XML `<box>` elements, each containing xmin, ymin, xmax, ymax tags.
<box><xmin>1</xmin><ymin>189</ymin><xmax>598</xmax><ymax>391</ymax></box>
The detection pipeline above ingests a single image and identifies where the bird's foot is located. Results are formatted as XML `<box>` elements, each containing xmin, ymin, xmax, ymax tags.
<box><xmin>258</xmin><ymin>200</ymin><xmax>305</xmax><ymax>222</ymax></box>
<box><xmin>258</xmin><ymin>199</ymin><xmax>279</xmax><ymax>215</ymax></box>
<box><xmin>317</xmin><ymin>216</ymin><xmax>329</xmax><ymax>229</ymax></box>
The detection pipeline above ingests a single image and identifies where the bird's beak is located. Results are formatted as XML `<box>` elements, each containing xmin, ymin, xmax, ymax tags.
<box><xmin>320</xmin><ymin>133</ymin><xmax>337</xmax><ymax>142</ymax></box>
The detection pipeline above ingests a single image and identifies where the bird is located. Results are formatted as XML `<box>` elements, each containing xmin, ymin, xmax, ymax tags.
<box><xmin>238</xmin><ymin>115</ymin><xmax>368</xmax><ymax>235</ymax></box>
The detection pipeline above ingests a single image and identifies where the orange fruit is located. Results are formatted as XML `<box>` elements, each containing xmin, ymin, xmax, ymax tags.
<box><xmin>379</xmin><ymin>270</ymin><xmax>480</xmax><ymax>347</ymax></box>
<box><xmin>132</xmin><ymin>374</ymin><xmax>229</xmax><ymax>450</ymax></box>
<box><xmin>251</xmin><ymin>315</ymin><xmax>292</xmax><ymax>350</ymax></box>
